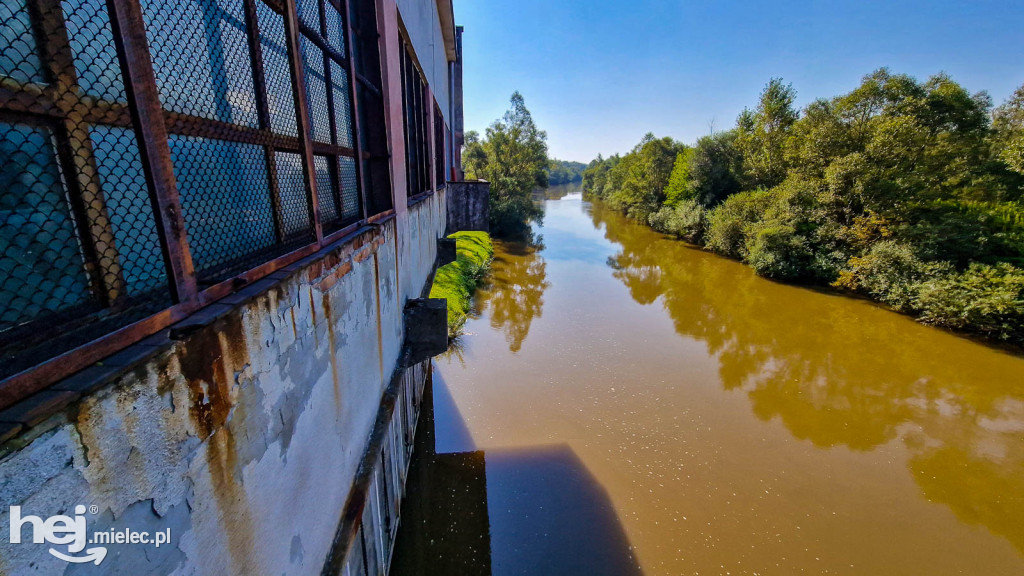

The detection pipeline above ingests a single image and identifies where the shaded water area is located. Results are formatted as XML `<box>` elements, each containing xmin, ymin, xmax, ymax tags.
<box><xmin>392</xmin><ymin>185</ymin><xmax>1024</xmax><ymax>575</ymax></box>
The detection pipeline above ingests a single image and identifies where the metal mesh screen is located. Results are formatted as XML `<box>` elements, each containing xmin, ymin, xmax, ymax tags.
<box><xmin>0</xmin><ymin>0</ymin><xmax>173</xmax><ymax>381</ymax></box>
<box><xmin>171</xmin><ymin>135</ymin><xmax>277</xmax><ymax>283</ymax></box>
<box><xmin>0</xmin><ymin>0</ymin><xmax>393</xmax><ymax>394</ymax></box>
<box><xmin>65</xmin><ymin>0</ymin><xmax>127</xmax><ymax>101</ymax></box>
<box><xmin>257</xmin><ymin>2</ymin><xmax>299</xmax><ymax>137</ymax></box>
<box><xmin>140</xmin><ymin>0</ymin><xmax>259</xmax><ymax>127</ymax></box>
<box><xmin>434</xmin><ymin>104</ymin><xmax>445</xmax><ymax>189</ymax></box>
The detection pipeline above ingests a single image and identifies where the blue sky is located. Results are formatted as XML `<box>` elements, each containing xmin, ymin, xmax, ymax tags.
<box><xmin>453</xmin><ymin>0</ymin><xmax>1024</xmax><ymax>163</ymax></box>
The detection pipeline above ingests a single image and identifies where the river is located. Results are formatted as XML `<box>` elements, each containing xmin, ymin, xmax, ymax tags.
<box><xmin>391</xmin><ymin>185</ymin><xmax>1024</xmax><ymax>575</ymax></box>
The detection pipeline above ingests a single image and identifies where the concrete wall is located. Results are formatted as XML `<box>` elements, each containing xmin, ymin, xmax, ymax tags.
<box><xmin>446</xmin><ymin>181</ymin><xmax>490</xmax><ymax>233</ymax></box>
<box><xmin>0</xmin><ymin>191</ymin><xmax>447</xmax><ymax>575</ymax></box>
<box><xmin>396</xmin><ymin>0</ymin><xmax>452</xmax><ymax>125</ymax></box>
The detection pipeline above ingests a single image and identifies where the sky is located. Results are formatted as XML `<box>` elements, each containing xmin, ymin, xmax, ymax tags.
<box><xmin>452</xmin><ymin>0</ymin><xmax>1024</xmax><ymax>163</ymax></box>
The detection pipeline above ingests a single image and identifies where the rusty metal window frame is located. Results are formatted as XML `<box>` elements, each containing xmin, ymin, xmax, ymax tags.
<box><xmin>398</xmin><ymin>36</ymin><xmax>430</xmax><ymax>197</ymax></box>
<box><xmin>433</xmin><ymin>102</ymin><xmax>445</xmax><ymax>190</ymax></box>
<box><xmin>0</xmin><ymin>0</ymin><xmax>394</xmax><ymax>409</ymax></box>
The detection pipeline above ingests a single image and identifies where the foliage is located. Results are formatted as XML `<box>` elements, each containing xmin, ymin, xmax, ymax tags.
<box><xmin>583</xmin><ymin>133</ymin><xmax>683</xmax><ymax>221</ymax></box>
<box><xmin>736</xmin><ymin>78</ymin><xmax>798</xmax><ymax>189</ymax></box>
<box><xmin>915</xmin><ymin>263</ymin><xmax>1024</xmax><ymax>340</ymax></box>
<box><xmin>648</xmin><ymin>198</ymin><xmax>706</xmax><ymax>242</ymax></box>
<box><xmin>663</xmin><ymin>148</ymin><xmax>694</xmax><ymax>206</ymax></box>
<box><xmin>429</xmin><ymin>232</ymin><xmax>494</xmax><ymax>338</ymax></box>
<box><xmin>583</xmin><ymin>69</ymin><xmax>1024</xmax><ymax>344</ymax></box>
<box><xmin>464</xmin><ymin>92</ymin><xmax>549</xmax><ymax>238</ymax></box>
<box><xmin>546</xmin><ymin>159</ymin><xmax>587</xmax><ymax>185</ymax></box>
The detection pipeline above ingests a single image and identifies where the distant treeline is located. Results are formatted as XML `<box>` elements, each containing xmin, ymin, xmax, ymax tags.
<box><xmin>546</xmin><ymin>159</ymin><xmax>587</xmax><ymax>185</ymax></box>
<box><xmin>583</xmin><ymin>69</ymin><xmax>1024</xmax><ymax>345</ymax></box>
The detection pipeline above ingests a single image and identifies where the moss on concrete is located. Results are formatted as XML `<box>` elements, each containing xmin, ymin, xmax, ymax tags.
<box><xmin>429</xmin><ymin>231</ymin><xmax>493</xmax><ymax>337</ymax></box>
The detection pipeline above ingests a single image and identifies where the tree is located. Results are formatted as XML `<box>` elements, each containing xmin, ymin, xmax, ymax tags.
<box><xmin>689</xmin><ymin>130</ymin><xmax>743</xmax><ymax>206</ymax></box>
<box><xmin>737</xmin><ymin>78</ymin><xmax>798</xmax><ymax>189</ymax></box>
<box><xmin>663</xmin><ymin>147</ymin><xmax>694</xmax><ymax>207</ymax></box>
<box><xmin>994</xmin><ymin>84</ymin><xmax>1024</xmax><ymax>176</ymax></box>
<box><xmin>468</xmin><ymin>92</ymin><xmax>549</xmax><ymax>238</ymax></box>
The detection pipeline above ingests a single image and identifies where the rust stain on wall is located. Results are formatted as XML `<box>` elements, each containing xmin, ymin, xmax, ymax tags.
<box><xmin>373</xmin><ymin>253</ymin><xmax>384</xmax><ymax>380</ymax></box>
<box><xmin>322</xmin><ymin>293</ymin><xmax>342</xmax><ymax>410</ymax></box>
<box><xmin>206</xmin><ymin>424</ymin><xmax>258</xmax><ymax>574</ymax></box>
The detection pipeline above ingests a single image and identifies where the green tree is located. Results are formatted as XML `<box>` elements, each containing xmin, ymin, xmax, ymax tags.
<box><xmin>468</xmin><ymin>92</ymin><xmax>549</xmax><ymax>238</ymax></box>
<box><xmin>663</xmin><ymin>147</ymin><xmax>694</xmax><ymax>206</ymax></box>
<box><xmin>993</xmin><ymin>84</ymin><xmax>1024</xmax><ymax>176</ymax></box>
<box><xmin>737</xmin><ymin>78</ymin><xmax>798</xmax><ymax>189</ymax></box>
<box><xmin>689</xmin><ymin>130</ymin><xmax>743</xmax><ymax>206</ymax></box>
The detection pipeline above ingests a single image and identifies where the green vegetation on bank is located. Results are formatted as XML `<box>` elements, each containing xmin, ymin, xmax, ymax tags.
<box><xmin>546</xmin><ymin>159</ymin><xmax>587</xmax><ymax>185</ymax></box>
<box><xmin>429</xmin><ymin>231</ymin><xmax>494</xmax><ymax>338</ymax></box>
<box><xmin>464</xmin><ymin>92</ymin><xmax>550</xmax><ymax>238</ymax></box>
<box><xmin>583</xmin><ymin>70</ymin><xmax>1024</xmax><ymax>344</ymax></box>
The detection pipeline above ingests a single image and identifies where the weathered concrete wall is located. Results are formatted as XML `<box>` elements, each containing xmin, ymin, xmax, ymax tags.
<box><xmin>396</xmin><ymin>0</ymin><xmax>451</xmax><ymax>124</ymax></box>
<box><xmin>0</xmin><ymin>191</ymin><xmax>447</xmax><ymax>575</ymax></box>
<box><xmin>446</xmin><ymin>181</ymin><xmax>490</xmax><ymax>233</ymax></box>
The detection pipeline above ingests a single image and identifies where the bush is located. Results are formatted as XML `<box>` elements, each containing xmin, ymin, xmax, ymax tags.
<box><xmin>832</xmin><ymin>241</ymin><xmax>946</xmax><ymax>311</ymax></box>
<box><xmin>648</xmin><ymin>199</ymin><xmax>706</xmax><ymax>241</ymax></box>
<box><xmin>705</xmin><ymin>189</ymin><xmax>773</xmax><ymax>258</ymax></box>
<box><xmin>915</xmin><ymin>262</ymin><xmax>1024</xmax><ymax>340</ymax></box>
<box><xmin>744</xmin><ymin>223</ymin><xmax>813</xmax><ymax>279</ymax></box>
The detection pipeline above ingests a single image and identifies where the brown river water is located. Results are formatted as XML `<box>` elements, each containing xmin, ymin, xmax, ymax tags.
<box><xmin>391</xmin><ymin>186</ymin><xmax>1024</xmax><ymax>576</ymax></box>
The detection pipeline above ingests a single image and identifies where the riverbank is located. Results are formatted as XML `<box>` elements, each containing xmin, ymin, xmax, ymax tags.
<box><xmin>430</xmin><ymin>231</ymin><xmax>494</xmax><ymax>338</ymax></box>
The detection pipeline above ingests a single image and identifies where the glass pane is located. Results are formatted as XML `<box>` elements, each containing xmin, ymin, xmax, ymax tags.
<box><xmin>257</xmin><ymin>2</ymin><xmax>298</xmax><ymax>137</ymax></box>
<box><xmin>274</xmin><ymin>151</ymin><xmax>314</xmax><ymax>238</ymax></box>
<box><xmin>140</xmin><ymin>0</ymin><xmax>258</xmax><ymax>126</ymax></box>
<box><xmin>169</xmin><ymin>135</ymin><xmax>277</xmax><ymax>280</ymax></box>
<box><xmin>0</xmin><ymin>123</ymin><xmax>91</xmax><ymax>327</ymax></box>
<box><xmin>63</xmin><ymin>0</ymin><xmax>126</xmax><ymax>101</ymax></box>
<box><xmin>89</xmin><ymin>125</ymin><xmax>168</xmax><ymax>296</ymax></box>
<box><xmin>0</xmin><ymin>0</ymin><xmax>45</xmax><ymax>84</ymax></box>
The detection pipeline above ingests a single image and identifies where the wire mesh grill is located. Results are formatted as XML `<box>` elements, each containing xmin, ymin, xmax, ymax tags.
<box><xmin>170</xmin><ymin>135</ymin><xmax>283</xmax><ymax>283</ymax></box>
<box><xmin>0</xmin><ymin>0</ymin><xmax>45</xmax><ymax>84</ymax></box>
<box><xmin>315</xmin><ymin>154</ymin><xmax>342</xmax><ymax>232</ymax></box>
<box><xmin>300</xmin><ymin>35</ymin><xmax>332</xmax><ymax>143</ymax></box>
<box><xmin>140</xmin><ymin>0</ymin><xmax>259</xmax><ymax>127</ymax></box>
<box><xmin>64</xmin><ymin>0</ymin><xmax>127</xmax><ymax>101</ymax></box>
<box><xmin>1</xmin><ymin>0</ymin><xmax>173</xmax><ymax>381</ymax></box>
<box><xmin>274</xmin><ymin>151</ymin><xmax>315</xmax><ymax>239</ymax></box>
<box><xmin>330</xmin><ymin>59</ymin><xmax>353</xmax><ymax>147</ymax></box>
<box><xmin>257</xmin><ymin>2</ymin><xmax>299</xmax><ymax>137</ymax></box>
<box><xmin>0</xmin><ymin>0</ymin><xmax>393</xmax><ymax>391</ymax></box>
<box><xmin>324</xmin><ymin>3</ymin><xmax>346</xmax><ymax>58</ymax></box>
<box><xmin>339</xmin><ymin>155</ymin><xmax>361</xmax><ymax>222</ymax></box>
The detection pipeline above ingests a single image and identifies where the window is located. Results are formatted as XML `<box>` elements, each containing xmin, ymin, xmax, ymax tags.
<box><xmin>0</xmin><ymin>0</ymin><xmax>393</xmax><ymax>403</ymax></box>
<box><xmin>434</xmin><ymin>104</ymin><xmax>446</xmax><ymax>189</ymax></box>
<box><xmin>400</xmin><ymin>39</ymin><xmax>431</xmax><ymax>196</ymax></box>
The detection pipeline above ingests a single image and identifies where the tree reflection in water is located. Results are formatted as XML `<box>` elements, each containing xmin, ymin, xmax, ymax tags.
<box><xmin>475</xmin><ymin>237</ymin><xmax>550</xmax><ymax>353</ymax></box>
<box><xmin>590</xmin><ymin>201</ymin><xmax>1024</xmax><ymax>553</ymax></box>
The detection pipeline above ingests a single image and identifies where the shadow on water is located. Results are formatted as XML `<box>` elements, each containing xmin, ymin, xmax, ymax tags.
<box><xmin>588</xmin><ymin>200</ymin><xmax>1024</xmax><ymax>554</ymax></box>
<box><xmin>391</xmin><ymin>370</ymin><xmax>642</xmax><ymax>576</ymax></box>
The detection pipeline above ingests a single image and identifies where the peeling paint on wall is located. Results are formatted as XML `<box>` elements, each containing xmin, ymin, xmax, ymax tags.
<box><xmin>0</xmin><ymin>191</ymin><xmax>446</xmax><ymax>576</ymax></box>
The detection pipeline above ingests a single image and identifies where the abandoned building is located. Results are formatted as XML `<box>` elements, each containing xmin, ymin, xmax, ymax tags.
<box><xmin>0</xmin><ymin>0</ymin><xmax>483</xmax><ymax>573</ymax></box>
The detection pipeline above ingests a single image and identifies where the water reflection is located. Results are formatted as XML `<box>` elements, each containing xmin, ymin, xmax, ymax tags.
<box><xmin>392</xmin><ymin>372</ymin><xmax>642</xmax><ymax>576</ymax></box>
<box><xmin>589</xmin><ymin>201</ymin><xmax>1024</xmax><ymax>553</ymax></box>
<box><xmin>475</xmin><ymin>240</ymin><xmax>550</xmax><ymax>353</ymax></box>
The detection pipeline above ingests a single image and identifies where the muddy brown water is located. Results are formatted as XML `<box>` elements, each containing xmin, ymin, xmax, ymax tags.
<box><xmin>391</xmin><ymin>187</ymin><xmax>1024</xmax><ymax>576</ymax></box>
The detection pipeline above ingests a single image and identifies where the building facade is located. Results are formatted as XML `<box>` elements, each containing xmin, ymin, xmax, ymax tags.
<box><xmin>0</xmin><ymin>0</ymin><xmax>465</xmax><ymax>573</ymax></box>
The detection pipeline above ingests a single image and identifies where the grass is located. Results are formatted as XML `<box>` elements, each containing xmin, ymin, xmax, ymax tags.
<box><xmin>429</xmin><ymin>231</ymin><xmax>494</xmax><ymax>338</ymax></box>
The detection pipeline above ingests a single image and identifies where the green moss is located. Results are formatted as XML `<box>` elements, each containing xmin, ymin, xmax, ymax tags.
<box><xmin>429</xmin><ymin>231</ymin><xmax>493</xmax><ymax>337</ymax></box>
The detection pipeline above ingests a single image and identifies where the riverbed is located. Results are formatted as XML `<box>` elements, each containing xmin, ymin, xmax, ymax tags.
<box><xmin>391</xmin><ymin>187</ymin><xmax>1024</xmax><ymax>575</ymax></box>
